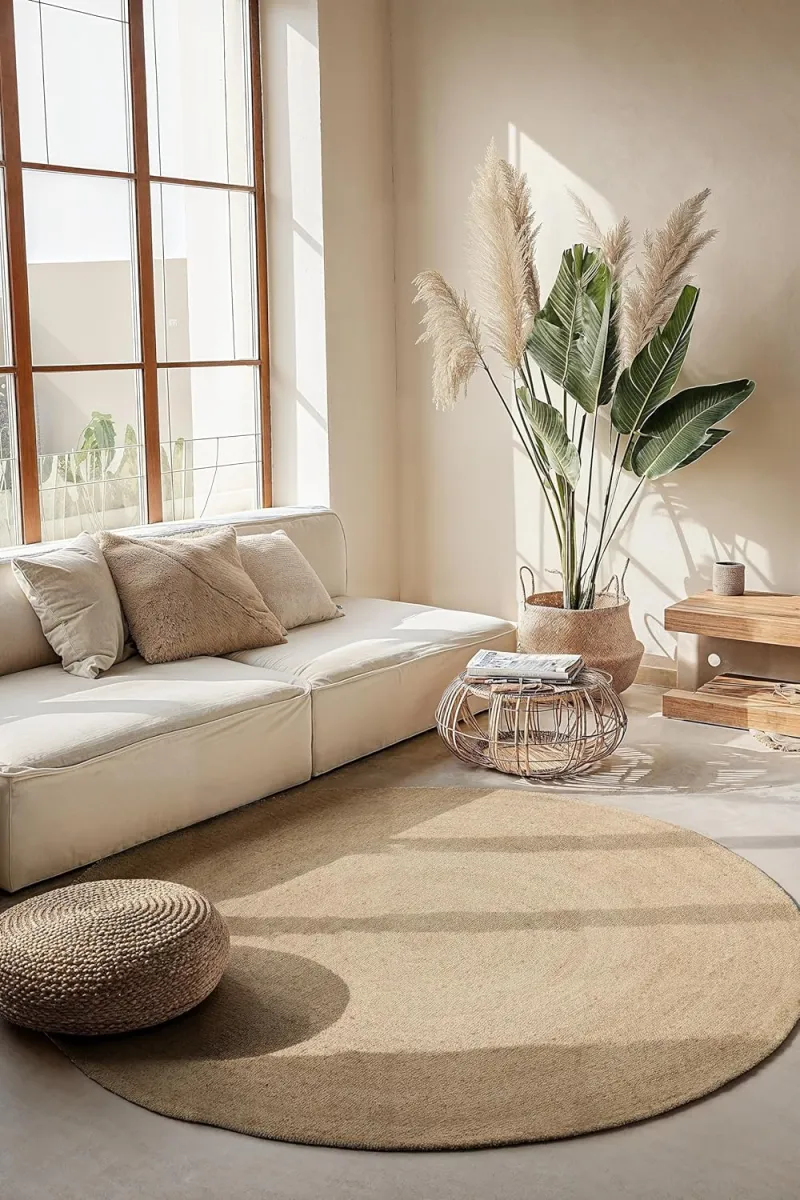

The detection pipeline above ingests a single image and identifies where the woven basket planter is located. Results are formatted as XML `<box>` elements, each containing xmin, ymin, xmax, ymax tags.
<box><xmin>518</xmin><ymin>584</ymin><xmax>644</xmax><ymax>694</ymax></box>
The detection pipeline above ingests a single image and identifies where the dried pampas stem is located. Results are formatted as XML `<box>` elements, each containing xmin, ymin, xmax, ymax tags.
<box><xmin>569</xmin><ymin>191</ymin><xmax>634</xmax><ymax>279</ymax></box>
<box><xmin>570</xmin><ymin>191</ymin><xmax>604</xmax><ymax>249</ymax></box>
<box><xmin>413</xmin><ymin>269</ymin><xmax>483</xmax><ymax>410</ymax></box>
<box><xmin>601</xmin><ymin>216</ymin><xmax>634</xmax><ymax>278</ymax></box>
<box><xmin>468</xmin><ymin>142</ymin><xmax>538</xmax><ymax>367</ymax></box>
<box><xmin>500</xmin><ymin>158</ymin><xmax>541</xmax><ymax>319</ymax></box>
<box><xmin>624</xmin><ymin>188</ymin><xmax>716</xmax><ymax>361</ymax></box>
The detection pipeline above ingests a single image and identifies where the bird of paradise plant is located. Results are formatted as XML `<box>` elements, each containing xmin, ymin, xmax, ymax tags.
<box><xmin>413</xmin><ymin>144</ymin><xmax>755</xmax><ymax>610</ymax></box>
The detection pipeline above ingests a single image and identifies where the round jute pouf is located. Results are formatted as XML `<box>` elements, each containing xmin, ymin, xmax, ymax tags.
<box><xmin>0</xmin><ymin>879</ymin><xmax>230</xmax><ymax>1035</ymax></box>
<box><xmin>45</xmin><ymin>787</ymin><xmax>800</xmax><ymax>1149</ymax></box>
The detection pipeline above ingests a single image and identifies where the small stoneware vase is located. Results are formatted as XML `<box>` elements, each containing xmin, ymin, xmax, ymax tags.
<box><xmin>712</xmin><ymin>561</ymin><xmax>745</xmax><ymax>597</ymax></box>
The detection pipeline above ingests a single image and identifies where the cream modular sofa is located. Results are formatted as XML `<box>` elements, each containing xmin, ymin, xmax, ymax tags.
<box><xmin>0</xmin><ymin>507</ymin><xmax>516</xmax><ymax>892</ymax></box>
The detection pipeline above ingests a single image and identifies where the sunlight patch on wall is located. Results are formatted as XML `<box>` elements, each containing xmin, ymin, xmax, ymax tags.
<box><xmin>506</xmin><ymin>123</ymin><xmax>617</xmax><ymax>598</ymax></box>
<box><xmin>507</xmin><ymin>122</ymin><xmax>616</xmax><ymax>296</ymax></box>
<box><xmin>288</xmin><ymin>24</ymin><xmax>324</xmax><ymax>246</ymax></box>
<box><xmin>284</xmin><ymin>19</ymin><xmax>329</xmax><ymax>504</ymax></box>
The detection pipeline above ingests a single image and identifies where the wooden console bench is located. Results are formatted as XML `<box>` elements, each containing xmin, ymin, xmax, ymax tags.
<box><xmin>662</xmin><ymin>592</ymin><xmax>800</xmax><ymax>735</ymax></box>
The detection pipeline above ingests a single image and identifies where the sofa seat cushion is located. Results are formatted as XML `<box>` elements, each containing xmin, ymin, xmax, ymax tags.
<box><xmin>0</xmin><ymin>656</ymin><xmax>307</xmax><ymax>774</ymax></box>
<box><xmin>231</xmin><ymin>596</ymin><xmax>517</xmax><ymax>774</ymax></box>
<box><xmin>0</xmin><ymin>656</ymin><xmax>312</xmax><ymax>893</ymax></box>
<box><xmin>230</xmin><ymin>596</ymin><xmax>515</xmax><ymax>685</ymax></box>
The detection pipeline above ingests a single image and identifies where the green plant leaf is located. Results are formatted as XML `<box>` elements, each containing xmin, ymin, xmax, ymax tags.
<box><xmin>517</xmin><ymin>387</ymin><xmax>580</xmax><ymax>487</ymax></box>
<box><xmin>629</xmin><ymin>379</ymin><xmax>754</xmax><ymax>479</ymax></box>
<box><xmin>675</xmin><ymin>427</ymin><xmax>730</xmax><ymax>469</ymax></box>
<box><xmin>611</xmin><ymin>285</ymin><xmax>699</xmax><ymax>434</ymax></box>
<box><xmin>117</xmin><ymin>423</ymin><xmax>139</xmax><ymax>477</ymax></box>
<box><xmin>589</xmin><ymin>272</ymin><xmax>620</xmax><ymax>408</ymax></box>
<box><xmin>527</xmin><ymin>246</ymin><xmax>608</xmax><ymax>412</ymax></box>
<box><xmin>564</xmin><ymin>262</ymin><xmax>614</xmax><ymax>413</ymax></box>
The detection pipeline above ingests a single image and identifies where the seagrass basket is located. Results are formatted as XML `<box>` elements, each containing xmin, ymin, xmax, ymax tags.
<box><xmin>517</xmin><ymin>568</ymin><xmax>644</xmax><ymax>694</ymax></box>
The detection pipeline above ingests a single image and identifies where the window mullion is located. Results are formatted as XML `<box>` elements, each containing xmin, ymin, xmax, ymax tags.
<box><xmin>0</xmin><ymin>3</ymin><xmax>41</xmax><ymax>544</ymax></box>
<box><xmin>127</xmin><ymin>0</ymin><xmax>163</xmax><ymax>524</ymax></box>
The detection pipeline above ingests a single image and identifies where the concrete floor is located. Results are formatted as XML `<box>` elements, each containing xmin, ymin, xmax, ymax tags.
<box><xmin>3</xmin><ymin>685</ymin><xmax>800</xmax><ymax>1200</ymax></box>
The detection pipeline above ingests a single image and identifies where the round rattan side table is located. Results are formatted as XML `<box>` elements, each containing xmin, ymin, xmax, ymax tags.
<box><xmin>436</xmin><ymin>667</ymin><xmax>627</xmax><ymax>781</ymax></box>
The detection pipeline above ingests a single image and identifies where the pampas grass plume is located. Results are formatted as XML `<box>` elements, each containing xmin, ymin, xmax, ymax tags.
<box><xmin>413</xmin><ymin>270</ymin><xmax>483</xmax><ymax>410</ymax></box>
<box><xmin>468</xmin><ymin>142</ymin><xmax>539</xmax><ymax>368</ymax></box>
<box><xmin>625</xmin><ymin>189</ymin><xmax>716</xmax><ymax>360</ymax></box>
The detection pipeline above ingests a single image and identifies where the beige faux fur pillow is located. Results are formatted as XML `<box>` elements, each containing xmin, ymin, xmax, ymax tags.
<box><xmin>98</xmin><ymin>526</ymin><xmax>286</xmax><ymax>664</ymax></box>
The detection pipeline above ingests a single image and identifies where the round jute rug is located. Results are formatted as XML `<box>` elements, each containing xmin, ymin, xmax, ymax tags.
<box><xmin>52</xmin><ymin>784</ymin><xmax>800</xmax><ymax>1150</ymax></box>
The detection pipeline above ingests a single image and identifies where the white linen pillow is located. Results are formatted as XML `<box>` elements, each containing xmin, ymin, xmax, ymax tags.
<box><xmin>11</xmin><ymin>532</ymin><xmax>127</xmax><ymax>679</ymax></box>
<box><xmin>237</xmin><ymin>530</ymin><xmax>342</xmax><ymax>630</ymax></box>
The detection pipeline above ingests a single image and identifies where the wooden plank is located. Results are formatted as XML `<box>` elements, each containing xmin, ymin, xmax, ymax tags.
<box><xmin>665</xmin><ymin>591</ymin><xmax>800</xmax><ymax>648</ymax></box>
<box><xmin>32</xmin><ymin>359</ymin><xmax>260</xmax><ymax>374</ymax></box>
<box><xmin>127</xmin><ymin>0</ymin><xmax>163</xmax><ymax>524</ymax></box>
<box><xmin>20</xmin><ymin>162</ymin><xmax>256</xmax><ymax>193</ymax></box>
<box><xmin>151</xmin><ymin>173</ymin><xmax>255</xmax><ymax>194</ymax></box>
<box><xmin>663</xmin><ymin>673</ymin><xmax>800</xmax><ymax>736</ymax></box>
<box><xmin>0</xmin><ymin>2</ymin><xmax>41</xmax><ymax>543</ymax></box>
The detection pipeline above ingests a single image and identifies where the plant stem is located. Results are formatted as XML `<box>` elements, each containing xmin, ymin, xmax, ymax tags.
<box><xmin>482</xmin><ymin>357</ymin><xmax>564</xmax><ymax>551</ymax></box>
<box><xmin>576</xmin><ymin>406</ymin><xmax>599</xmax><ymax>603</ymax></box>
<box><xmin>595</xmin><ymin>477</ymin><xmax>645</xmax><ymax>570</ymax></box>
<box><xmin>576</xmin><ymin>411</ymin><xmax>588</xmax><ymax>456</ymax></box>
<box><xmin>585</xmin><ymin>429</ymin><xmax>621</xmax><ymax>588</ymax></box>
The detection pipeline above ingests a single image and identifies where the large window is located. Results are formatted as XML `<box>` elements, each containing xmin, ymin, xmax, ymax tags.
<box><xmin>0</xmin><ymin>0</ymin><xmax>270</xmax><ymax>546</ymax></box>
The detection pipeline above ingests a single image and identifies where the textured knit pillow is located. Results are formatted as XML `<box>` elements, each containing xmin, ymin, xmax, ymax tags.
<box><xmin>11</xmin><ymin>532</ymin><xmax>127</xmax><ymax>679</ymax></box>
<box><xmin>237</xmin><ymin>530</ymin><xmax>341</xmax><ymax>630</ymax></box>
<box><xmin>98</xmin><ymin>526</ymin><xmax>286</xmax><ymax>664</ymax></box>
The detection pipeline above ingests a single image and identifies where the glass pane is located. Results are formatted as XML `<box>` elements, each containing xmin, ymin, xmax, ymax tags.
<box><xmin>50</xmin><ymin>2</ymin><xmax>125</xmax><ymax>17</ymax></box>
<box><xmin>144</xmin><ymin>0</ymin><xmax>252</xmax><ymax>185</ymax></box>
<box><xmin>152</xmin><ymin>183</ymin><xmax>256</xmax><ymax>362</ymax></box>
<box><xmin>0</xmin><ymin>171</ymin><xmax>12</xmax><ymax>366</ymax></box>
<box><xmin>15</xmin><ymin>0</ymin><xmax>133</xmax><ymax>172</ymax></box>
<box><xmin>159</xmin><ymin>365</ymin><xmax>259</xmax><ymax>521</ymax></box>
<box><xmin>14</xmin><ymin>1</ymin><xmax>47</xmax><ymax>163</ymax></box>
<box><xmin>24</xmin><ymin>170</ymin><xmax>139</xmax><ymax>366</ymax></box>
<box><xmin>0</xmin><ymin>377</ymin><xmax>22</xmax><ymax>547</ymax></box>
<box><xmin>35</xmin><ymin>369</ymin><xmax>145</xmax><ymax>541</ymax></box>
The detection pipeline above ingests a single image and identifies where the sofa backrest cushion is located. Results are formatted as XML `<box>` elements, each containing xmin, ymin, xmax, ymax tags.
<box><xmin>0</xmin><ymin>506</ymin><xmax>346</xmax><ymax>679</ymax></box>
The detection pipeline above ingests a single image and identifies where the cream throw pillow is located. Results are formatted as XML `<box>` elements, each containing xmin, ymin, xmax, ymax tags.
<box><xmin>237</xmin><ymin>530</ymin><xmax>341</xmax><ymax>630</ymax></box>
<box><xmin>11</xmin><ymin>532</ymin><xmax>127</xmax><ymax>679</ymax></box>
<box><xmin>97</xmin><ymin>525</ymin><xmax>286</xmax><ymax>665</ymax></box>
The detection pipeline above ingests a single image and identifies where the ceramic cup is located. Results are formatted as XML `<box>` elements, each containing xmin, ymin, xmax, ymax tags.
<box><xmin>712</xmin><ymin>561</ymin><xmax>745</xmax><ymax>596</ymax></box>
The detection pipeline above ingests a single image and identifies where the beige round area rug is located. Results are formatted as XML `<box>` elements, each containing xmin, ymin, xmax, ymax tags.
<box><xmin>52</xmin><ymin>784</ymin><xmax>800</xmax><ymax>1150</ymax></box>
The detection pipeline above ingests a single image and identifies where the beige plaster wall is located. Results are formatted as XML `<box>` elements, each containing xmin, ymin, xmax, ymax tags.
<box><xmin>391</xmin><ymin>0</ymin><xmax>800</xmax><ymax>661</ymax></box>
<box><xmin>318</xmin><ymin>0</ymin><xmax>398</xmax><ymax>598</ymax></box>
<box><xmin>262</xmin><ymin>0</ymin><xmax>398</xmax><ymax>598</ymax></box>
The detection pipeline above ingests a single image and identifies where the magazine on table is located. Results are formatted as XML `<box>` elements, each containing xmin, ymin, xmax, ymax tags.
<box><xmin>465</xmin><ymin>649</ymin><xmax>583</xmax><ymax>685</ymax></box>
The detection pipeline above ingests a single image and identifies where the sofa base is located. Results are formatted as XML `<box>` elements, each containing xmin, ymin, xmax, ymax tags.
<box><xmin>310</xmin><ymin>631</ymin><xmax>517</xmax><ymax>774</ymax></box>
<box><xmin>0</xmin><ymin>694</ymin><xmax>312</xmax><ymax>893</ymax></box>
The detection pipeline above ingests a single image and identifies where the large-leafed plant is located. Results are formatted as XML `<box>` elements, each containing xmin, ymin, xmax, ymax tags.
<box><xmin>413</xmin><ymin>145</ymin><xmax>755</xmax><ymax>610</ymax></box>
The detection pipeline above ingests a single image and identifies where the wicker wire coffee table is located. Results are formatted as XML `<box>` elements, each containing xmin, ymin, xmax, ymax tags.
<box><xmin>436</xmin><ymin>667</ymin><xmax>626</xmax><ymax>780</ymax></box>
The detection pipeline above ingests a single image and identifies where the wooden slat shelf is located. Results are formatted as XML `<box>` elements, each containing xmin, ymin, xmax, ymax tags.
<box><xmin>664</xmin><ymin>591</ymin><xmax>800</xmax><ymax>648</ymax></box>
<box><xmin>663</xmin><ymin>674</ymin><xmax>800</xmax><ymax>736</ymax></box>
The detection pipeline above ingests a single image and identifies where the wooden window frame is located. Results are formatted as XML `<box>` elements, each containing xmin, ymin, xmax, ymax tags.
<box><xmin>0</xmin><ymin>0</ymin><xmax>271</xmax><ymax>545</ymax></box>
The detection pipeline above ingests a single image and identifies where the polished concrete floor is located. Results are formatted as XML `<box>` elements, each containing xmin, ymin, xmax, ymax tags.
<box><xmin>3</xmin><ymin>685</ymin><xmax>800</xmax><ymax>1200</ymax></box>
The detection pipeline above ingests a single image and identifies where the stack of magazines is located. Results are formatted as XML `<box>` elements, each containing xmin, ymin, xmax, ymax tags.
<box><xmin>464</xmin><ymin>649</ymin><xmax>583</xmax><ymax>685</ymax></box>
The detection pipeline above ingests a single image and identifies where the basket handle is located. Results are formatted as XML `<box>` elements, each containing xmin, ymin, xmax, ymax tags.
<box><xmin>598</xmin><ymin>558</ymin><xmax>631</xmax><ymax>604</ymax></box>
<box><xmin>519</xmin><ymin>566</ymin><xmax>535</xmax><ymax>607</ymax></box>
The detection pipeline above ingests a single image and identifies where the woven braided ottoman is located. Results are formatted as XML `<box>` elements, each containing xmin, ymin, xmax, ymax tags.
<box><xmin>0</xmin><ymin>879</ymin><xmax>230</xmax><ymax>1035</ymax></box>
